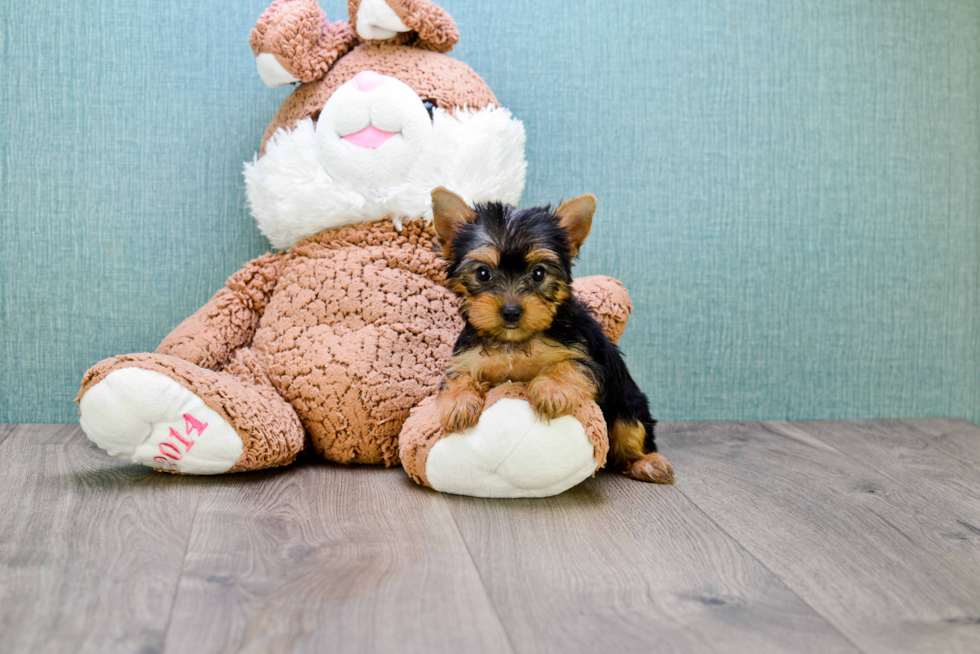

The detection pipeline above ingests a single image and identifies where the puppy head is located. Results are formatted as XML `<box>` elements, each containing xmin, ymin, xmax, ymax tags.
<box><xmin>431</xmin><ymin>187</ymin><xmax>596</xmax><ymax>342</ymax></box>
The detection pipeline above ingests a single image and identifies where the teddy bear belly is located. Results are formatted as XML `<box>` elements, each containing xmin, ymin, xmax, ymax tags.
<box><xmin>252</xmin><ymin>253</ymin><xmax>462</xmax><ymax>464</ymax></box>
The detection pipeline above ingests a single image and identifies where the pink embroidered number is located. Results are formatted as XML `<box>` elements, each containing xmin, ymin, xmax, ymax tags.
<box><xmin>184</xmin><ymin>413</ymin><xmax>207</xmax><ymax>438</ymax></box>
<box><xmin>154</xmin><ymin>413</ymin><xmax>209</xmax><ymax>468</ymax></box>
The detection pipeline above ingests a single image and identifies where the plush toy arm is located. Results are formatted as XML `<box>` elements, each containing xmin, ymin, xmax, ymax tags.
<box><xmin>155</xmin><ymin>252</ymin><xmax>284</xmax><ymax>371</ymax></box>
<box><xmin>250</xmin><ymin>0</ymin><xmax>358</xmax><ymax>87</ymax></box>
<box><xmin>572</xmin><ymin>275</ymin><xmax>632</xmax><ymax>345</ymax></box>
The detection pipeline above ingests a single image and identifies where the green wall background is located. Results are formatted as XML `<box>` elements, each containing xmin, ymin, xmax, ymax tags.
<box><xmin>1</xmin><ymin>0</ymin><xmax>978</xmax><ymax>424</ymax></box>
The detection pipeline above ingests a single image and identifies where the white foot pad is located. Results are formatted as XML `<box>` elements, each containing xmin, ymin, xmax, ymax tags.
<box><xmin>425</xmin><ymin>399</ymin><xmax>598</xmax><ymax>498</ymax></box>
<box><xmin>79</xmin><ymin>368</ymin><xmax>243</xmax><ymax>474</ymax></box>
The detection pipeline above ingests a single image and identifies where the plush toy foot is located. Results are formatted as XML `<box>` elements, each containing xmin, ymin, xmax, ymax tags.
<box><xmin>400</xmin><ymin>383</ymin><xmax>610</xmax><ymax>498</ymax></box>
<box><xmin>79</xmin><ymin>352</ymin><xmax>306</xmax><ymax>473</ymax></box>
<box><xmin>624</xmin><ymin>452</ymin><xmax>675</xmax><ymax>484</ymax></box>
<box><xmin>80</xmin><ymin>367</ymin><xmax>245</xmax><ymax>474</ymax></box>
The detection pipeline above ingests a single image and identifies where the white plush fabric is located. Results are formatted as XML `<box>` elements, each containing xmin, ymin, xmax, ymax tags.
<box><xmin>424</xmin><ymin>399</ymin><xmax>598</xmax><ymax>498</ymax></box>
<box><xmin>79</xmin><ymin>368</ymin><xmax>243</xmax><ymax>475</ymax></box>
<box><xmin>355</xmin><ymin>0</ymin><xmax>410</xmax><ymax>40</ymax></box>
<box><xmin>244</xmin><ymin>74</ymin><xmax>527</xmax><ymax>249</ymax></box>
<box><xmin>255</xmin><ymin>53</ymin><xmax>299</xmax><ymax>89</ymax></box>
<box><xmin>317</xmin><ymin>73</ymin><xmax>437</xmax><ymax>192</ymax></box>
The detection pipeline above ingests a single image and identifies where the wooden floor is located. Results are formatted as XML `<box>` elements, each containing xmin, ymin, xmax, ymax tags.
<box><xmin>1</xmin><ymin>420</ymin><xmax>979</xmax><ymax>653</ymax></box>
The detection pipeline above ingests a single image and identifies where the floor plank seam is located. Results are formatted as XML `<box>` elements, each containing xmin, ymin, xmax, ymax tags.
<box><xmin>759</xmin><ymin>422</ymin><xmax>843</xmax><ymax>455</ymax></box>
<box><xmin>444</xmin><ymin>498</ymin><xmax>520</xmax><ymax>654</ymax></box>
<box><xmin>159</xmin><ymin>482</ymin><xmax>204</xmax><ymax>654</ymax></box>
<box><xmin>0</xmin><ymin>424</ymin><xmax>23</xmax><ymax>447</ymax></box>
<box><xmin>672</xmin><ymin>484</ymin><xmax>870</xmax><ymax>654</ymax></box>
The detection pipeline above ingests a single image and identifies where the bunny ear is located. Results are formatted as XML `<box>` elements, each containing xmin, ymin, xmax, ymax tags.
<box><xmin>350</xmin><ymin>0</ymin><xmax>459</xmax><ymax>52</ymax></box>
<box><xmin>251</xmin><ymin>0</ymin><xmax>357</xmax><ymax>84</ymax></box>
<box><xmin>346</xmin><ymin>0</ymin><xmax>362</xmax><ymax>25</ymax></box>
<box><xmin>390</xmin><ymin>0</ymin><xmax>459</xmax><ymax>52</ymax></box>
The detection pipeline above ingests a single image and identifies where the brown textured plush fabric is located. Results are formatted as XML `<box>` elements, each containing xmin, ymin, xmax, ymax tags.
<box><xmin>79</xmin><ymin>217</ymin><xmax>631</xmax><ymax>473</ymax></box>
<box><xmin>347</xmin><ymin>0</ymin><xmax>459</xmax><ymax>52</ymax></box>
<box><xmin>250</xmin><ymin>0</ymin><xmax>359</xmax><ymax>83</ymax></box>
<box><xmin>253</xmin><ymin>220</ymin><xmax>460</xmax><ymax>464</ymax></box>
<box><xmin>571</xmin><ymin>276</ymin><xmax>632</xmax><ymax>346</ymax></box>
<box><xmin>261</xmin><ymin>44</ymin><xmax>498</xmax><ymax>150</ymax></box>
<box><xmin>399</xmin><ymin>382</ymin><xmax>611</xmax><ymax>489</ymax></box>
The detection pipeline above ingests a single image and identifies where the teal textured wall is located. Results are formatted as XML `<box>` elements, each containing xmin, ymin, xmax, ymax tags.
<box><xmin>1</xmin><ymin>0</ymin><xmax>978</xmax><ymax>424</ymax></box>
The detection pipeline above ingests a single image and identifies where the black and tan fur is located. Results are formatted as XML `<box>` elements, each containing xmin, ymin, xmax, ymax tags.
<box><xmin>431</xmin><ymin>188</ymin><xmax>673</xmax><ymax>484</ymax></box>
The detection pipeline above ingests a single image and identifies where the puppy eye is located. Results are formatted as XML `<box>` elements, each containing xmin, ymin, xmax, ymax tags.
<box><xmin>531</xmin><ymin>266</ymin><xmax>546</xmax><ymax>283</ymax></box>
<box><xmin>422</xmin><ymin>100</ymin><xmax>437</xmax><ymax>120</ymax></box>
<box><xmin>476</xmin><ymin>266</ymin><xmax>493</xmax><ymax>283</ymax></box>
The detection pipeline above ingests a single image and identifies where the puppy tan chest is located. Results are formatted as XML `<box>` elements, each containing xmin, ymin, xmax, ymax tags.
<box><xmin>454</xmin><ymin>338</ymin><xmax>584</xmax><ymax>385</ymax></box>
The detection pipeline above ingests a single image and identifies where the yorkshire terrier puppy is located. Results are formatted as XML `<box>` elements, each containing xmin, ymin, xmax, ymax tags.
<box><xmin>430</xmin><ymin>187</ymin><xmax>674</xmax><ymax>484</ymax></box>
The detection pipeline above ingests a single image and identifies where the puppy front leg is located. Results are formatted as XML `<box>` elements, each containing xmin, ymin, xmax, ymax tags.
<box><xmin>437</xmin><ymin>372</ymin><xmax>488</xmax><ymax>434</ymax></box>
<box><xmin>528</xmin><ymin>361</ymin><xmax>596</xmax><ymax>422</ymax></box>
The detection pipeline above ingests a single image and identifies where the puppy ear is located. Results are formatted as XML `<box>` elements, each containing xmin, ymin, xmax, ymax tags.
<box><xmin>555</xmin><ymin>194</ymin><xmax>596</xmax><ymax>257</ymax></box>
<box><xmin>431</xmin><ymin>187</ymin><xmax>475</xmax><ymax>257</ymax></box>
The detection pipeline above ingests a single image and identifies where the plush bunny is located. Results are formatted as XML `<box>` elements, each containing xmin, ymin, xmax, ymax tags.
<box><xmin>77</xmin><ymin>0</ymin><xmax>633</xmax><ymax>498</ymax></box>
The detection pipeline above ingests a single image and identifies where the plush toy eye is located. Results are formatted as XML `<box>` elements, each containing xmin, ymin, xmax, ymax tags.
<box><xmin>422</xmin><ymin>100</ymin><xmax>437</xmax><ymax>120</ymax></box>
<box><xmin>476</xmin><ymin>266</ymin><xmax>492</xmax><ymax>283</ymax></box>
<box><xmin>531</xmin><ymin>266</ymin><xmax>546</xmax><ymax>283</ymax></box>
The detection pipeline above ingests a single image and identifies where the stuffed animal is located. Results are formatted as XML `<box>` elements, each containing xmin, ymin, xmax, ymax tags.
<box><xmin>77</xmin><ymin>0</ymin><xmax>634</xmax><ymax>498</ymax></box>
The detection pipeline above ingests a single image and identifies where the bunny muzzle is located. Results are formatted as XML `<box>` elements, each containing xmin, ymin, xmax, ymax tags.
<box><xmin>316</xmin><ymin>70</ymin><xmax>434</xmax><ymax>189</ymax></box>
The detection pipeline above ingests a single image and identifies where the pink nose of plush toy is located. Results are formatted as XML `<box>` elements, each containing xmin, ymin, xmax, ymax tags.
<box><xmin>353</xmin><ymin>70</ymin><xmax>385</xmax><ymax>92</ymax></box>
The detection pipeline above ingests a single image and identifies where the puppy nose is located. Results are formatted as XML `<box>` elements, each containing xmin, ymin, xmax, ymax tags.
<box><xmin>500</xmin><ymin>304</ymin><xmax>523</xmax><ymax>322</ymax></box>
<box><xmin>352</xmin><ymin>70</ymin><xmax>385</xmax><ymax>92</ymax></box>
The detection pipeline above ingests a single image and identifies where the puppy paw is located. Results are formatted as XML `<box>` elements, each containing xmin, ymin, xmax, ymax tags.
<box><xmin>438</xmin><ymin>389</ymin><xmax>485</xmax><ymax>434</ymax></box>
<box><xmin>624</xmin><ymin>452</ymin><xmax>675</xmax><ymax>484</ymax></box>
<box><xmin>527</xmin><ymin>377</ymin><xmax>584</xmax><ymax>421</ymax></box>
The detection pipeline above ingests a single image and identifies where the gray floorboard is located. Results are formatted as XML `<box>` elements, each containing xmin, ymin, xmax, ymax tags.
<box><xmin>767</xmin><ymin>419</ymin><xmax>980</xmax><ymax>533</ymax></box>
<box><xmin>0</xmin><ymin>426</ymin><xmax>202</xmax><ymax>654</ymax></box>
<box><xmin>2</xmin><ymin>420</ymin><xmax>979</xmax><ymax>653</ymax></box>
<box><xmin>445</xmin><ymin>473</ymin><xmax>860</xmax><ymax>654</ymax></box>
<box><xmin>660</xmin><ymin>420</ymin><xmax>980</xmax><ymax>654</ymax></box>
<box><xmin>897</xmin><ymin>418</ymin><xmax>980</xmax><ymax>471</ymax></box>
<box><xmin>162</xmin><ymin>463</ymin><xmax>512</xmax><ymax>654</ymax></box>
